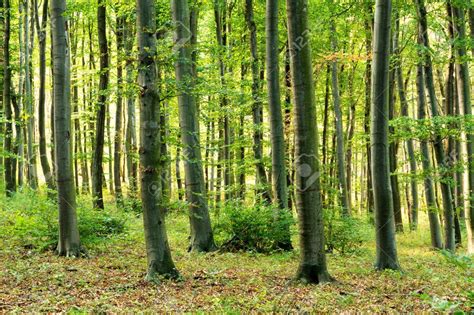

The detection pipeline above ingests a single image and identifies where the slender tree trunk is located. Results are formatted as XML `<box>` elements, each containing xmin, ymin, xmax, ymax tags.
<box><xmin>3</xmin><ymin>0</ymin><xmax>15</xmax><ymax>196</ymax></box>
<box><xmin>137</xmin><ymin>0</ymin><xmax>178</xmax><ymax>280</ymax></box>
<box><xmin>451</xmin><ymin>1</ymin><xmax>474</xmax><ymax>254</ymax></box>
<box><xmin>51</xmin><ymin>0</ymin><xmax>82</xmax><ymax>257</ymax></box>
<box><xmin>24</xmin><ymin>0</ymin><xmax>38</xmax><ymax>190</ymax></box>
<box><xmin>124</xmin><ymin>19</ymin><xmax>137</xmax><ymax>197</ymax></box>
<box><xmin>416</xmin><ymin>0</ymin><xmax>456</xmax><ymax>251</ymax></box>
<box><xmin>416</xmin><ymin>59</ymin><xmax>443</xmax><ymax>249</ymax></box>
<box><xmin>213</xmin><ymin>0</ymin><xmax>231</xmax><ymax>204</ymax></box>
<box><xmin>389</xmin><ymin>14</ymin><xmax>402</xmax><ymax>232</ymax></box>
<box><xmin>393</xmin><ymin>18</ymin><xmax>418</xmax><ymax>230</ymax></box>
<box><xmin>329</xmin><ymin>13</ymin><xmax>350</xmax><ymax>216</ymax></box>
<box><xmin>92</xmin><ymin>0</ymin><xmax>109</xmax><ymax>209</ymax></box>
<box><xmin>245</xmin><ymin>0</ymin><xmax>271</xmax><ymax>203</ymax></box>
<box><xmin>35</xmin><ymin>0</ymin><xmax>55</xmax><ymax>192</ymax></box>
<box><xmin>172</xmin><ymin>0</ymin><xmax>216</xmax><ymax>252</ymax></box>
<box><xmin>266</xmin><ymin>0</ymin><xmax>292</xmax><ymax>249</ymax></box>
<box><xmin>371</xmin><ymin>0</ymin><xmax>400</xmax><ymax>270</ymax></box>
<box><xmin>286</xmin><ymin>0</ymin><xmax>332</xmax><ymax>284</ymax></box>
<box><xmin>114</xmin><ymin>15</ymin><xmax>124</xmax><ymax>205</ymax></box>
<box><xmin>364</xmin><ymin>0</ymin><xmax>374</xmax><ymax>221</ymax></box>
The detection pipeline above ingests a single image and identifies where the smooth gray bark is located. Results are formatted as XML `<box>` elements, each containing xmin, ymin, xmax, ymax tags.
<box><xmin>416</xmin><ymin>0</ymin><xmax>456</xmax><ymax>251</ymax></box>
<box><xmin>91</xmin><ymin>0</ymin><xmax>109</xmax><ymax>209</ymax></box>
<box><xmin>416</xmin><ymin>60</ymin><xmax>443</xmax><ymax>249</ymax></box>
<box><xmin>286</xmin><ymin>0</ymin><xmax>332</xmax><ymax>283</ymax></box>
<box><xmin>137</xmin><ymin>0</ymin><xmax>178</xmax><ymax>280</ymax></box>
<box><xmin>3</xmin><ymin>0</ymin><xmax>15</xmax><ymax>196</ymax></box>
<box><xmin>172</xmin><ymin>0</ymin><xmax>216</xmax><ymax>252</ymax></box>
<box><xmin>51</xmin><ymin>0</ymin><xmax>82</xmax><ymax>256</ymax></box>
<box><xmin>370</xmin><ymin>0</ymin><xmax>400</xmax><ymax>270</ymax></box>
<box><xmin>265</xmin><ymin>0</ymin><xmax>292</xmax><ymax>249</ymax></box>
<box><xmin>329</xmin><ymin>14</ymin><xmax>351</xmax><ymax>217</ymax></box>
<box><xmin>451</xmin><ymin>2</ymin><xmax>474</xmax><ymax>254</ymax></box>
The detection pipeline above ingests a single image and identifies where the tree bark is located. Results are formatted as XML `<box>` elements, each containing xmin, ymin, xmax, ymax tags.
<box><xmin>245</xmin><ymin>0</ymin><xmax>272</xmax><ymax>203</ymax></box>
<box><xmin>114</xmin><ymin>15</ymin><xmax>124</xmax><ymax>205</ymax></box>
<box><xmin>286</xmin><ymin>0</ymin><xmax>332</xmax><ymax>284</ymax></box>
<box><xmin>416</xmin><ymin>0</ymin><xmax>456</xmax><ymax>251</ymax></box>
<box><xmin>91</xmin><ymin>0</ymin><xmax>109</xmax><ymax>209</ymax></box>
<box><xmin>51</xmin><ymin>0</ymin><xmax>82</xmax><ymax>256</ymax></box>
<box><xmin>370</xmin><ymin>0</ymin><xmax>400</xmax><ymax>270</ymax></box>
<box><xmin>329</xmin><ymin>11</ymin><xmax>351</xmax><ymax>217</ymax></box>
<box><xmin>172</xmin><ymin>0</ymin><xmax>216</xmax><ymax>252</ymax></box>
<box><xmin>265</xmin><ymin>0</ymin><xmax>291</xmax><ymax>249</ymax></box>
<box><xmin>451</xmin><ymin>1</ymin><xmax>474</xmax><ymax>254</ymax></box>
<box><xmin>137</xmin><ymin>0</ymin><xmax>178</xmax><ymax>280</ymax></box>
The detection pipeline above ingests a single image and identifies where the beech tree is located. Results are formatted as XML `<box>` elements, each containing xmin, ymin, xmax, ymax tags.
<box><xmin>172</xmin><ymin>0</ymin><xmax>216</xmax><ymax>252</ymax></box>
<box><xmin>370</xmin><ymin>0</ymin><xmax>400</xmax><ymax>270</ymax></box>
<box><xmin>287</xmin><ymin>0</ymin><xmax>332</xmax><ymax>283</ymax></box>
<box><xmin>137</xmin><ymin>0</ymin><xmax>178</xmax><ymax>279</ymax></box>
<box><xmin>51</xmin><ymin>0</ymin><xmax>82</xmax><ymax>256</ymax></box>
<box><xmin>92</xmin><ymin>0</ymin><xmax>109</xmax><ymax>210</ymax></box>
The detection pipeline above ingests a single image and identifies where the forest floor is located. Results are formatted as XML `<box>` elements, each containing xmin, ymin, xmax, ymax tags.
<box><xmin>0</xmin><ymin>194</ymin><xmax>473</xmax><ymax>313</ymax></box>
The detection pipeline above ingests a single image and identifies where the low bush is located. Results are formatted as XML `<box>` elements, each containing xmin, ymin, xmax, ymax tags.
<box><xmin>325</xmin><ymin>214</ymin><xmax>370</xmax><ymax>254</ymax></box>
<box><xmin>0</xmin><ymin>190</ymin><xmax>126</xmax><ymax>251</ymax></box>
<box><xmin>214</xmin><ymin>201</ymin><xmax>295</xmax><ymax>253</ymax></box>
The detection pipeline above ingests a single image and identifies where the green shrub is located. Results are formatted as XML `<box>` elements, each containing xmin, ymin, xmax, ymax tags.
<box><xmin>214</xmin><ymin>201</ymin><xmax>294</xmax><ymax>253</ymax></box>
<box><xmin>325</xmin><ymin>214</ymin><xmax>370</xmax><ymax>254</ymax></box>
<box><xmin>0</xmin><ymin>190</ymin><xmax>126</xmax><ymax>251</ymax></box>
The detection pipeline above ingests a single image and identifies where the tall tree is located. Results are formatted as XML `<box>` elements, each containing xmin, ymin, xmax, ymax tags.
<box><xmin>370</xmin><ymin>0</ymin><xmax>400</xmax><ymax>270</ymax></box>
<box><xmin>287</xmin><ymin>0</ymin><xmax>332</xmax><ymax>283</ymax></box>
<box><xmin>3</xmin><ymin>0</ymin><xmax>15</xmax><ymax>196</ymax></box>
<box><xmin>329</xmin><ymin>6</ymin><xmax>351</xmax><ymax>216</ymax></box>
<box><xmin>137</xmin><ymin>0</ymin><xmax>178</xmax><ymax>279</ymax></box>
<box><xmin>51</xmin><ymin>0</ymin><xmax>82</xmax><ymax>256</ymax></box>
<box><xmin>24</xmin><ymin>0</ymin><xmax>38</xmax><ymax>189</ymax></box>
<box><xmin>114</xmin><ymin>14</ymin><xmax>124</xmax><ymax>205</ymax></box>
<box><xmin>245</xmin><ymin>0</ymin><xmax>272</xmax><ymax>203</ymax></box>
<box><xmin>266</xmin><ymin>0</ymin><xmax>292</xmax><ymax>249</ymax></box>
<box><xmin>451</xmin><ymin>1</ymin><xmax>474</xmax><ymax>254</ymax></box>
<box><xmin>416</xmin><ymin>48</ymin><xmax>443</xmax><ymax>249</ymax></box>
<box><xmin>172</xmin><ymin>0</ymin><xmax>216</xmax><ymax>252</ymax></box>
<box><xmin>416</xmin><ymin>0</ymin><xmax>456</xmax><ymax>251</ymax></box>
<box><xmin>35</xmin><ymin>0</ymin><xmax>54</xmax><ymax>192</ymax></box>
<box><xmin>92</xmin><ymin>0</ymin><xmax>109</xmax><ymax>209</ymax></box>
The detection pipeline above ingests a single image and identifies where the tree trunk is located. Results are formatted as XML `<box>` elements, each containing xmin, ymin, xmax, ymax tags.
<box><xmin>172</xmin><ymin>0</ymin><xmax>216</xmax><ymax>252</ymax></box>
<box><xmin>24</xmin><ymin>0</ymin><xmax>38</xmax><ymax>189</ymax></box>
<box><xmin>51</xmin><ymin>0</ymin><xmax>82</xmax><ymax>257</ymax></box>
<box><xmin>265</xmin><ymin>0</ymin><xmax>292</xmax><ymax>249</ymax></box>
<box><xmin>393</xmin><ymin>16</ymin><xmax>418</xmax><ymax>230</ymax></box>
<box><xmin>286</xmin><ymin>0</ymin><xmax>332</xmax><ymax>284</ymax></box>
<box><xmin>35</xmin><ymin>0</ymin><xmax>55</xmax><ymax>192</ymax></box>
<box><xmin>124</xmin><ymin>19</ymin><xmax>137</xmax><ymax>197</ymax></box>
<box><xmin>416</xmin><ymin>59</ymin><xmax>443</xmax><ymax>249</ymax></box>
<box><xmin>114</xmin><ymin>15</ymin><xmax>124</xmax><ymax>205</ymax></box>
<box><xmin>329</xmin><ymin>12</ymin><xmax>351</xmax><ymax>216</ymax></box>
<box><xmin>451</xmin><ymin>1</ymin><xmax>474</xmax><ymax>254</ymax></box>
<box><xmin>370</xmin><ymin>0</ymin><xmax>400</xmax><ymax>270</ymax></box>
<box><xmin>364</xmin><ymin>0</ymin><xmax>374</xmax><ymax>221</ymax></box>
<box><xmin>389</xmin><ymin>13</ymin><xmax>402</xmax><ymax>232</ymax></box>
<box><xmin>416</xmin><ymin>0</ymin><xmax>456</xmax><ymax>251</ymax></box>
<box><xmin>245</xmin><ymin>0</ymin><xmax>271</xmax><ymax>203</ymax></box>
<box><xmin>137</xmin><ymin>0</ymin><xmax>178</xmax><ymax>280</ymax></box>
<box><xmin>3</xmin><ymin>0</ymin><xmax>15</xmax><ymax>196</ymax></box>
<box><xmin>91</xmin><ymin>0</ymin><xmax>109</xmax><ymax>209</ymax></box>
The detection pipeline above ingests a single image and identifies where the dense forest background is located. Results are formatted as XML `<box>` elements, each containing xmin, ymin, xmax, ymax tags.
<box><xmin>0</xmin><ymin>0</ymin><xmax>473</xmax><ymax>312</ymax></box>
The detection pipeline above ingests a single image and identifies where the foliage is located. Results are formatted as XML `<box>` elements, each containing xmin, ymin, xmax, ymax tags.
<box><xmin>214</xmin><ymin>201</ymin><xmax>295</xmax><ymax>253</ymax></box>
<box><xmin>1</xmin><ymin>209</ymin><xmax>472</xmax><ymax>312</ymax></box>
<box><xmin>325</xmin><ymin>214</ymin><xmax>371</xmax><ymax>254</ymax></box>
<box><xmin>0</xmin><ymin>190</ymin><xmax>126</xmax><ymax>251</ymax></box>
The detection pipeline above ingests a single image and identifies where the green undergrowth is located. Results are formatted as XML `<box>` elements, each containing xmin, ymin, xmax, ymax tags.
<box><xmin>0</xmin><ymin>190</ymin><xmax>472</xmax><ymax>312</ymax></box>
